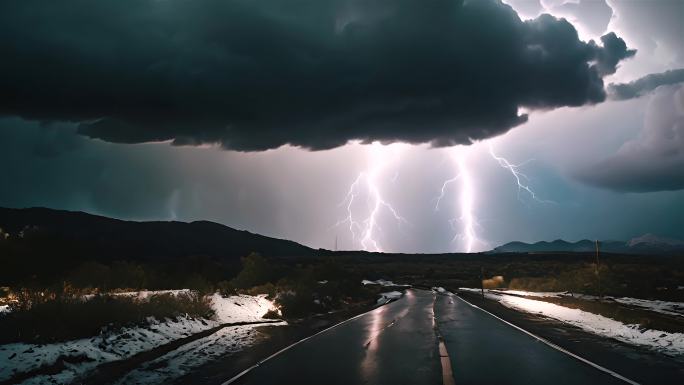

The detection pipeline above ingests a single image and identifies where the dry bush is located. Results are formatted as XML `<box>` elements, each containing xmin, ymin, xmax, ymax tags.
<box><xmin>0</xmin><ymin>292</ymin><xmax>213</xmax><ymax>344</ymax></box>
<box><xmin>482</xmin><ymin>275</ymin><xmax>505</xmax><ymax>289</ymax></box>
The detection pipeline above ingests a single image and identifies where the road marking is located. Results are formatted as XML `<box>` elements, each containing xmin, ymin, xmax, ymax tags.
<box><xmin>220</xmin><ymin>297</ymin><xmax>401</xmax><ymax>385</ymax></box>
<box><xmin>438</xmin><ymin>339</ymin><xmax>456</xmax><ymax>385</ymax></box>
<box><xmin>433</xmin><ymin>293</ymin><xmax>457</xmax><ymax>385</ymax></box>
<box><xmin>455</xmin><ymin>295</ymin><xmax>640</xmax><ymax>385</ymax></box>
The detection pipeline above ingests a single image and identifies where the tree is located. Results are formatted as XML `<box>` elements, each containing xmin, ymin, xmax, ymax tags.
<box><xmin>230</xmin><ymin>253</ymin><xmax>273</xmax><ymax>289</ymax></box>
<box><xmin>69</xmin><ymin>262</ymin><xmax>111</xmax><ymax>290</ymax></box>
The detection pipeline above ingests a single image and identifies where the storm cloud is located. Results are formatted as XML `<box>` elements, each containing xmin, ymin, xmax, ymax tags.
<box><xmin>543</xmin><ymin>0</ymin><xmax>613</xmax><ymax>38</ymax></box>
<box><xmin>0</xmin><ymin>0</ymin><xmax>634</xmax><ymax>151</ymax></box>
<box><xmin>608</xmin><ymin>69</ymin><xmax>684</xmax><ymax>101</ymax></box>
<box><xmin>577</xmin><ymin>84</ymin><xmax>684</xmax><ymax>192</ymax></box>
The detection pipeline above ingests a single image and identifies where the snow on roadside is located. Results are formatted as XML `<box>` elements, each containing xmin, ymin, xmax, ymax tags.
<box><xmin>363</xmin><ymin>279</ymin><xmax>409</xmax><ymax>304</ymax></box>
<box><xmin>460</xmin><ymin>288</ymin><xmax>684</xmax><ymax>356</ymax></box>
<box><xmin>2</xmin><ymin>316</ymin><xmax>214</xmax><ymax>385</ymax></box>
<box><xmin>377</xmin><ymin>291</ymin><xmax>403</xmax><ymax>304</ymax></box>
<box><xmin>431</xmin><ymin>287</ymin><xmax>454</xmax><ymax>295</ymax></box>
<box><xmin>114</xmin><ymin>321</ymin><xmax>284</xmax><ymax>385</ymax></box>
<box><xmin>110</xmin><ymin>295</ymin><xmax>284</xmax><ymax>385</ymax></box>
<box><xmin>82</xmin><ymin>289</ymin><xmax>191</xmax><ymax>301</ymax></box>
<box><xmin>211</xmin><ymin>293</ymin><xmax>280</xmax><ymax>323</ymax></box>
<box><xmin>0</xmin><ymin>292</ymin><xmax>283</xmax><ymax>385</ymax></box>
<box><xmin>490</xmin><ymin>289</ymin><xmax>565</xmax><ymax>298</ymax></box>
<box><xmin>0</xmin><ymin>318</ymin><xmax>216</xmax><ymax>383</ymax></box>
<box><xmin>362</xmin><ymin>279</ymin><xmax>410</xmax><ymax>287</ymax></box>
<box><xmin>477</xmin><ymin>288</ymin><xmax>684</xmax><ymax>318</ymax></box>
<box><xmin>611</xmin><ymin>297</ymin><xmax>684</xmax><ymax>317</ymax></box>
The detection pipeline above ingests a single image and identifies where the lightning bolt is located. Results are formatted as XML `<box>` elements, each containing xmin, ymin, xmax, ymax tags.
<box><xmin>488</xmin><ymin>143</ymin><xmax>553</xmax><ymax>204</ymax></box>
<box><xmin>335</xmin><ymin>142</ymin><xmax>408</xmax><ymax>252</ymax></box>
<box><xmin>457</xmin><ymin>156</ymin><xmax>481</xmax><ymax>253</ymax></box>
<box><xmin>435</xmin><ymin>147</ymin><xmax>488</xmax><ymax>253</ymax></box>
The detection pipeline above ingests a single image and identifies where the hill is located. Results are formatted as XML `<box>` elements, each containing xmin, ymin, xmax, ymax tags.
<box><xmin>491</xmin><ymin>237</ymin><xmax>684</xmax><ymax>255</ymax></box>
<box><xmin>0</xmin><ymin>207</ymin><xmax>320</xmax><ymax>287</ymax></box>
<box><xmin>0</xmin><ymin>206</ymin><xmax>316</xmax><ymax>261</ymax></box>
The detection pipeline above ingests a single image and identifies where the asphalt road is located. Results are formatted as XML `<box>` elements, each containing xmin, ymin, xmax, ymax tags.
<box><xmin>435</xmin><ymin>293</ymin><xmax>626</xmax><ymax>385</ymax></box>
<box><xmin>231</xmin><ymin>289</ymin><xmax>630</xmax><ymax>385</ymax></box>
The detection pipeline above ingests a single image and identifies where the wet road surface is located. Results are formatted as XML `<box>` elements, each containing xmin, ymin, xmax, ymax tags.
<box><xmin>230</xmin><ymin>289</ymin><xmax>630</xmax><ymax>385</ymax></box>
<box><xmin>435</xmin><ymin>293</ymin><xmax>626</xmax><ymax>385</ymax></box>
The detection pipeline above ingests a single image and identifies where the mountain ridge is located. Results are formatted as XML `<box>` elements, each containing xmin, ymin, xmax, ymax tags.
<box><xmin>0</xmin><ymin>206</ymin><xmax>317</xmax><ymax>261</ymax></box>
<box><xmin>491</xmin><ymin>236</ymin><xmax>684</xmax><ymax>255</ymax></box>
<box><xmin>2</xmin><ymin>206</ymin><xmax>682</xmax><ymax>258</ymax></box>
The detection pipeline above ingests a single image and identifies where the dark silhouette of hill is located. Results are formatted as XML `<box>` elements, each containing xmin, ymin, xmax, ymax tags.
<box><xmin>491</xmin><ymin>237</ymin><xmax>684</xmax><ymax>255</ymax></box>
<box><xmin>0</xmin><ymin>206</ymin><xmax>316</xmax><ymax>261</ymax></box>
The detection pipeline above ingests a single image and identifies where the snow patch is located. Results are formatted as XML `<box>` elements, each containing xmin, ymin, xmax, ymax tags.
<box><xmin>377</xmin><ymin>291</ymin><xmax>403</xmax><ymax>304</ymax></box>
<box><xmin>0</xmin><ymin>316</ymin><xmax>216</xmax><ymax>384</ymax></box>
<box><xmin>461</xmin><ymin>288</ymin><xmax>684</xmax><ymax>356</ymax></box>
<box><xmin>612</xmin><ymin>297</ymin><xmax>684</xmax><ymax>318</ymax></box>
<box><xmin>210</xmin><ymin>293</ymin><xmax>280</xmax><ymax>323</ymax></box>
<box><xmin>0</xmin><ymin>291</ymin><xmax>284</xmax><ymax>384</ymax></box>
<box><xmin>480</xmin><ymin>289</ymin><xmax>684</xmax><ymax>318</ymax></box>
<box><xmin>490</xmin><ymin>289</ymin><xmax>564</xmax><ymax>298</ymax></box>
<box><xmin>362</xmin><ymin>279</ymin><xmax>410</xmax><ymax>287</ymax></box>
<box><xmin>431</xmin><ymin>287</ymin><xmax>453</xmax><ymax>295</ymax></box>
<box><xmin>114</xmin><ymin>321</ymin><xmax>285</xmax><ymax>385</ymax></box>
<box><xmin>82</xmin><ymin>289</ymin><xmax>192</xmax><ymax>301</ymax></box>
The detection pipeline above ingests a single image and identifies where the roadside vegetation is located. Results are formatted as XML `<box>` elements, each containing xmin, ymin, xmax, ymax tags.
<box><xmin>0</xmin><ymin>249</ymin><xmax>379</xmax><ymax>343</ymax></box>
<box><xmin>333</xmin><ymin>252</ymin><xmax>684</xmax><ymax>301</ymax></box>
<box><xmin>3</xmin><ymin>226</ymin><xmax>683</xmax><ymax>344</ymax></box>
<box><xmin>226</xmin><ymin>253</ymin><xmax>377</xmax><ymax>318</ymax></box>
<box><xmin>0</xmin><ymin>292</ymin><xmax>212</xmax><ymax>344</ymax></box>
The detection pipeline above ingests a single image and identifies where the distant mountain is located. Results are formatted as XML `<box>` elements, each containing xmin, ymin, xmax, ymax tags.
<box><xmin>0</xmin><ymin>207</ymin><xmax>317</xmax><ymax>261</ymax></box>
<box><xmin>491</xmin><ymin>236</ymin><xmax>684</xmax><ymax>255</ymax></box>
<box><xmin>628</xmin><ymin>233</ymin><xmax>684</xmax><ymax>247</ymax></box>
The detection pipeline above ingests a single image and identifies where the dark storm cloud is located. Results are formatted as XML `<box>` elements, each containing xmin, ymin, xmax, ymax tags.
<box><xmin>0</xmin><ymin>119</ymin><xmax>185</xmax><ymax>219</ymax></box>
<box><xmin>608</xmin><ymin>69</ymin><xmax>684</xmax><ymax>101</ymax></box>
<box><xmin>577</xmin><ymin>84</ymin><xmax>684</xmax><ymax>192</ymax></box>
<box><xmin>0</xmin><ymin>0</ymin><xmax>634</xmax><ymax>151</ymax></box>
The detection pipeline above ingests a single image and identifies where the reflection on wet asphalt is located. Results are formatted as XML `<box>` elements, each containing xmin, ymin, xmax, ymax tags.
<box><xmin>235</xmin><ymin>289</ymin><xmax>440</xmax><ymax>385</ymax></box>
<box><xmin>234</xmin><ymin>289</ymin><xmax>628</xmax><ymax>385</ymax></box>
<box><xmin>434</xmin><ymin>294</ymin><xmax>626</xmax><ymax>385</ymax></box>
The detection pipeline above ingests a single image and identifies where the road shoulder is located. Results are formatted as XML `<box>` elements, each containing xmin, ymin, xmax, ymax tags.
<box><xmin>456</xmin><ymin>290</ymin><xmax>684</xmax><ymax>384</ymax></box>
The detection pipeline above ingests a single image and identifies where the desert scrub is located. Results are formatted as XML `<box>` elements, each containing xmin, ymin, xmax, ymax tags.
<box><xmin>0</xmin><ymin>292</ymin><xmax>213</xmax><ymax>344</ymax></box>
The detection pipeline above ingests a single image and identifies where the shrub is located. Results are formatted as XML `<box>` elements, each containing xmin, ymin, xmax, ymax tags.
<box><xmin>230</xmin><ymin>253</ymin><xmax>273</xmax><ymax>289</ymax></box>
<box><xmin>183</xmin><ymin>273</ymin><xmax>214</xmax><ymax>295</ymax></box>
<box><xmin>482</xmin><ymin>275</ymin><xmax>505</xmax><ymax>289</ymax></box>
<box><xmin>262</xmin><ymin>309</ymin><xmax>281</xmax><ymax>319</ymax></box>
<box><xmin>69</xmin><ymin>261</ymin><xmax>111</xmax><ymax>290</ymax></box>
<box><xmin>276</xmin><ymin>290</ymin><xmax>319</xmax><ymax>318</ymax></box>
<box><xmin>247</xmin><ymin>282</ymin><xmax>276</xmax><ymax>297</ymax></box>
<box><xmin>216</xmin><ymin>280</ymin><xmax>236</xmax><ymax>296</ymax></box>
<box><xmin>0</xmin><ymin>292</ymin><xmax>213</xmax><ymax>344</ymax></box>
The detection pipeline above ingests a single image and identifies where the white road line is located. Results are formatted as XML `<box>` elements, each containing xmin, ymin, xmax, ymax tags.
<box><xmin>455</xmin><ymin>295</ymin><xmax>641</xmax><ymax>385</ymax></box>
<box><xmin>220</xmin><ymin>300</ymin><xmax>394</xmax><ymax>385</ymax></box>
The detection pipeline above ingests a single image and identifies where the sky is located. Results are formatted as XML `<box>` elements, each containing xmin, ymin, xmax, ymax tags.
<box><xmin>1</xmin><ymin>0</ymin><xmax>683</xmax><ymax>253</ymax></box>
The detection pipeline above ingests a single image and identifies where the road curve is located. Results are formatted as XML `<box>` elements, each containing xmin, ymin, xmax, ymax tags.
<box><xmin>228</xmin><ymin>289</ymin><xmax>630</xmax><ymax>385</ymax></box>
